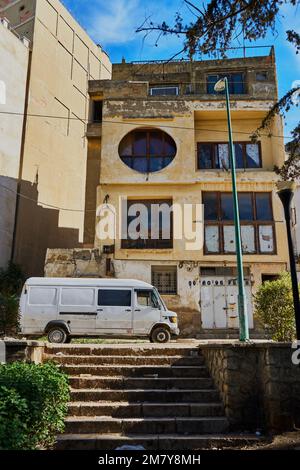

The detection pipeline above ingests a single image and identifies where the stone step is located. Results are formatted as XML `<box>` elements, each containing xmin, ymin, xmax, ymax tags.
<box><xmin>45</xmin><ymin>346</ymin><xmax>201</xmax><ymax>357</ymax></box>
<box><xmin>46</xmin><ymin>355</ymin><xmax>205</xmax><ymax>366</ymax></box>
<box><xmin>69</xmin><ymin>376</ymin><xmax>214</xmax><ymax>390</ymax></box>
<box><xmin>70</xmin><ymin>388</ymin><xmax>220</xmax><ymax>403</ymax></box>
<box><xmin>64</xmin><ymin>416</ymin><xmax>229</xmax><ymax>435</ymax></box>
<box><xmin>68</xmin><ymin>401</ymin><xmax>224</xmax><ymax>418</ymax></box>
<box><xmin>55</xmin><ymin>433</ymin><xmax>263</xmax><ymax>451</ymax></box>
<box><xmin>62</xmin><ymin>365</ymin><xmax>210</xmax><ymax>378</ymax></box>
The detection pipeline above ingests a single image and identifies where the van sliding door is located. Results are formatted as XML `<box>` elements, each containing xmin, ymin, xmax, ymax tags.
<box><xmin>59</xmin><ymin>287</ymin><xmax>97</xmax><ymax>334</ymax></box>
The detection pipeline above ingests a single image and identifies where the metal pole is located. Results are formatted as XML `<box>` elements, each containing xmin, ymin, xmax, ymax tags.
<box><xmin>277</xmin><ymin>188</ymin><xmax>300</xmax><ymax>341</ymax></box>
<box><xmin>224</xmin><ymin>77</ymin><xmax>249</xmax><ymax>342</ymax></box>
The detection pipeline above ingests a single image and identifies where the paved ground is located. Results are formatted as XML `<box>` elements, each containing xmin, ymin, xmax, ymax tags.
<box><xmin>242</xmin><ymin>432</ymin><xmax>300</xmax><ymax>450</ymax></box>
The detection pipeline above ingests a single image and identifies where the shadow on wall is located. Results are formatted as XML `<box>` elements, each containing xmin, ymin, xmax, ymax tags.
<box><xmin>13</xmin><ymin>180</ymin><xmax>82</xmax><ymax>278</ymax></box>
<box><xmin>0</xmin><ymin>175</ymin><xmax>18</xmax><ymax>269</ymax></box>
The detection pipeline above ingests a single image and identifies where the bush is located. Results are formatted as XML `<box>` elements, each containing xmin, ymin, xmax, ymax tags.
<box><xmin>0</xmin><ymin>293</ymin><xmax>19</xmax><ymax>336</ymax></box>
<box><xmin>0</xmin><ymin>362</ymin><xmax>69</xmax><ymax>450</ymax></box>
<box><xmin>0</xmin><ymin>262</ymin><xmax>25</xmax><ymax>337</ymax></box>
<box><xmin>254</xmin><ymin>272</ymin><xmax>296</xmax><ymax>342</ymax></box>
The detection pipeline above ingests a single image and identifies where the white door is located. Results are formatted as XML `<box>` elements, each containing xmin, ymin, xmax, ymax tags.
<box><xmin>200</xmin><ymin>276</ymin><xmax>254</xmax><ymax>329</ymax></box>
<box><xmin>96</xmin><ymin>288</ymin><xmax>133</xmax><ymax>334</ymax></box>
<box><xmin>133</xmin><ymin>289</ymin><xmax>161</xmax><ymax>335</ymax></box>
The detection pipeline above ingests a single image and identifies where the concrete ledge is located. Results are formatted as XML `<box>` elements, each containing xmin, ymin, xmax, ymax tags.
<box><xmin>3</xmin><ymin>339</ymin><xmax>46</xmax><ymax>364</ymax></box>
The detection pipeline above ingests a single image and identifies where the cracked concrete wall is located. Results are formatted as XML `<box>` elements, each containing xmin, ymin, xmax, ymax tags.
<box><xmin>45</xmin><ymin>248</ymin><xmax>106</xmax><ymax>278</ymax></box>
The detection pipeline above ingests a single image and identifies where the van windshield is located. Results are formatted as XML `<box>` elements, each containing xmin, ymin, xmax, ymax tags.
<box><xmin>153</xmin><ymin>288</ymin><xmax>166</xmax><ymax>311</ymax></box>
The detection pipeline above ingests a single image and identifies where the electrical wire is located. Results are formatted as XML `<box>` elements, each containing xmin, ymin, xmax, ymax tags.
<box><xmin>0</xmin><ymin>110</ymin><xmax>293</xmax><ymax>140</ymax></box>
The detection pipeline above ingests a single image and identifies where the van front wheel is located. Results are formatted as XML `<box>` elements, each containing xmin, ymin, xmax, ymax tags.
<box><xmin>150</xmin><ymin>327</ymin><xmax>171</xmax><ymax>344</ymax></box>
<box><xmin>47</xmin><ymin>327</ymin><xmax>68</xmax><ymax>344</ymax></box>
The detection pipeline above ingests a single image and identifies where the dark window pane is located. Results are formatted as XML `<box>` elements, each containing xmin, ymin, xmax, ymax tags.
<box><xmin>207</xmin><ymin>75</ymin><xmax>219</xmax><ymax>94</ymax></box>
<box><xmin>256</xmin><ymin>72</ymin><xmax>267</xmax><ymax>81</ymax></box>
<box><xmin>93</xmin><ymin>101</ymin><xmax>103</xmax><ymax>122</ymax></box>
<box><xmin>149</xmin><ymin>131</ymin><xmax>163</xmax><ymax>155</ymax></box>
<box><xmin>221</xmin><ymin>193</ymin><xmax>234</xmax><ymax>220</ymax></box>
<box><xmin>164</xmin><ymin>134</ymin><xmax>176</xmax><ymax>156</ymax></box>
<box><xmin>238</xmin><ymin>193</ymin><xmax>253</xmax><ymax>220</ymax></box>
<box><xmin>125</xmin><ymin>200</ymin><xmax>173</xmax><ymax>249</ymax></box>
<box><xmin>133</xmin><ymin>132</ymin><xmax>147</xmax><ymax>155</ymax></box>
<box><xmin>98</xmin><ymin>289</ymin><xmax>131</xmax><ymax>307</ymax></box>
<box><xmin>121</xmin><ymin>157</ymin><xmax>132</xmax><ymax>167</ymax></box>
<box><xmin>149</xmin><ymin>157</ymin><xmax>169</xmax><ymax>172</ymax></box>
<box><xmin>132</xmin><ymin>157</ymin><xmax>148</xmax><ymax>172</ymax></box>
<box><xmin>119</xmin><ymin>134</ymin><xmax>132</xmax><ymax>157</ymax></box>
<box><xmin>203</xmin><ymin>193</ymin><xmax>218</xmax><ymax>220</ymax></box>
<box><xmin>231</xmin><ymin>73</ymin><xmax>245</xmax><ymax>94</ymax></box>
<box><xmin>119</xmin><ymin>130</ymin><xmax>176</xmax><ymax>174</ymax></box>
<box><xmin>150</xmin><ymin>86</ymin><xmax>178</xmax><ymax>96</ymax></box>
<box><xmin>246</xmin><ymin>144</ymin><xmax>260</xmax><ymax>168</ymax></box>
<box><xmin>234</xmin><ymin>143</ymin><xmax>244</xmax><ymax>168</ymax></box>
<box><xmin>198</xmin><ymin>144</ymin><xmax>213</xmax><ymax>169</ymax></box>
<box><xmin>256</xmin><ymin>194</ymin><xmax>273</xmax><ymax>220</ymax></box>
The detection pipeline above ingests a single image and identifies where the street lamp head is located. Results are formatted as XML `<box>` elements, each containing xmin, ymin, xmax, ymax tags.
<box><xmin>214</xmin><ymin>78</ymin><xmax>226</xmax><ymax>93</ymax></box>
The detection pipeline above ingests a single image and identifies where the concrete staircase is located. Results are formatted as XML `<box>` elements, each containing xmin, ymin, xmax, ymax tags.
<box><xmin>44</xmin><ymin>344</ymin><xmax>261</xmax><ymax>450</ymax></box>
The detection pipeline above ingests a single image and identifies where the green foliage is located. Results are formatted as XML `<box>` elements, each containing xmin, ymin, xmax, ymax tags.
<box><xmin>0</xmin><ymin>362</ymin><xmax>69</xmax><ymax>450</ymax></box>
<box><xmin>0</xmin><ymin>262</ymin><xmax>25</xmax><ymax>296</ymax></box>
<box><xmin>0</xmin><ymin>293</ymin><xmax>19</xmax><ymax>336</ymax></box>
<box><xmin>254</xmin><ymin>272</ymin><xmax>296</xmax><ymax>342</ymax></box>
<box><xmin>0</xmin><ymin>262</ymin><xmax>25</xmax><ymax>336</ymax></box>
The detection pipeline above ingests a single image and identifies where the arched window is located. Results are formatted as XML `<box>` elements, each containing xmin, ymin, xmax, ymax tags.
<box><xmin>119</xmin><ymin>129</ymin><xmax>177</xmax><ymax>173</ymax></box>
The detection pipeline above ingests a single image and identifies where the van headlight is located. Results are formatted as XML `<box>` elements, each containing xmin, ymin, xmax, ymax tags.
<box><xmin>169</xmin><ymin>316</ymin><xmax>177</xmax><ymax>324</ymax></box>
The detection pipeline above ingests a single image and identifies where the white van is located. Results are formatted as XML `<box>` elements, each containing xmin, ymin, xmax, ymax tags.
<box><xmin>20</xmin><ymin>278</ymin><xmax>179</xmax><ymax>344</ymax></box>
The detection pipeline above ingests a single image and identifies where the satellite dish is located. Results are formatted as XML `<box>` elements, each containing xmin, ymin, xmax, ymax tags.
<box><xmin>214</xmin><ymin>78</ymin><xmax>226</xmax><ymax>93</ymax></box>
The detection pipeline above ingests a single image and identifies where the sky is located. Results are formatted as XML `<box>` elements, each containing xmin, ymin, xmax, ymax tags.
<box><xmin>62</xmin><ymin>0</ymin><xmax>299</xmax><ymax>140</ymax></box>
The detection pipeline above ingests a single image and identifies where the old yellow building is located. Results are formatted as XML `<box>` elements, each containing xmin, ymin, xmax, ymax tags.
<box><xmin>46</xmin><ymin>49</ymin><xmax>289</xmax><ymax>336</ymax></box>
<box><xmin>0</xmin><ymin>0</ymin><xmax>111</xmax><ymax>275</ymax></box>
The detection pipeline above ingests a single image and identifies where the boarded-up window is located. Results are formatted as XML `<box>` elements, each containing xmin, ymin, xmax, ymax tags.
<box><xmin>203</xmin><ymin>192</ymin><xmax>275</xmax><ymax>254</ymax></box>
<box><xmin>205</xmin><ymin>226</ymin><xmax>220</xmax><ymax>253</ymax></box>
<box><xmin>152</xmin><ymin>266</ymin><xmax>177</xmax><ymax>294</ymax></box>
<box><xmin>259</xmin><ymin>225</ymin><xmax>274</xmax><ymax>253</ymax></box>
<box><xmin>241</xmin><ymin>225</ymin><xmax>256</xmax><ymax>253</ymax></box>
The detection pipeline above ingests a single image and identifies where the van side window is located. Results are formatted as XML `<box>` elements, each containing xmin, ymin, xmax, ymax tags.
<box><xmin>136</xmin><ymin>290</ymin><xmax>160</xmax><ymax>309</ymax></box>
<box><xmin>61</xmin><ymin>288</ymin><xmax>95</xmax><ymax>306</ymax></box>
<box><xmin>98</xmin><ymin>289</ymin><xmax>131</xmax><ymax>307</ymax></box>
<box><xmin>29</xmin><ymin>287</ymin><xmax>57</xmax><ymax>306</ymax></box>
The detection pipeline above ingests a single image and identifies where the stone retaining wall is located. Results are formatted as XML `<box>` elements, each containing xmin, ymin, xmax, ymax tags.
<box><xmin>201</xmin><ymin>342</ymin><xmax>300</xmax><ymax>433</ymax></box>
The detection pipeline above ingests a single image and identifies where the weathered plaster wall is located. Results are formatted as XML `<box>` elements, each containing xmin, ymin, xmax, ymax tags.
<box><xmin>112</xmin><ymin>52</ymin><xmax>277</xmax><ymax>100</ymax></box>
<box><xmin>0</xmin><ymin>20</ymin><xmax>29</xmax><ymax>268</ymax></box>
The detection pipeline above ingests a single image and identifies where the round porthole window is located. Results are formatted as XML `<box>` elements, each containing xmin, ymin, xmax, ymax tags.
<box><xmin>118</xmin><ymin>129</ymin><xmax>177</xmax><ymax>173</ymax></box>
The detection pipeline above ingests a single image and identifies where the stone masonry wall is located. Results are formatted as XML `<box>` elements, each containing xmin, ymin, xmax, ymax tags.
<box><xmin>202</xmin><ymin>342</ymin><xmax>300</xmax><ymax>433</ymax></box>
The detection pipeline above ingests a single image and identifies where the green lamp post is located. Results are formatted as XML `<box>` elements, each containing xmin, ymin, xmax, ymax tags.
<box><xmin>214</xmin><ymin>77</ymin><xmax>249</xmax><ymax>342</ymax></box>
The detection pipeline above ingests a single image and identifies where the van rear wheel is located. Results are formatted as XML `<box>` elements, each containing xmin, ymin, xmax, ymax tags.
<box><xmin>47</xmin><ymin>327</ymin><xmax>68</xmax><ymax>344</ymax></box>
<box><xmin>150</xmin><ymin>327</ymin><xmax>171</xmax><ymax>344</ymax></box>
